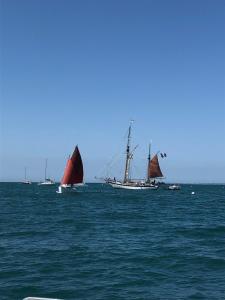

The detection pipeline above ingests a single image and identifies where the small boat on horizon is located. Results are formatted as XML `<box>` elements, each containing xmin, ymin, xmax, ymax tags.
<box><xmin>105</xmin><ymin>122</ymin><xmax>165</xmax><ymax>190</ymax></box>
<box><xmin>21</xmin><ymin>167</ymin><xmax>32</xmax><ymax>184</ymax></box>
<box><xmin>38</xmin><ymin>159</ymin><xmax>55</xmax><ymax>185</ymax></box>
<box><xmin>56</xmin><ymin>146</ymin><xmax>84</xmax><ymax>193</ymax></box>
<box><xmin>168</xmin><ymin>184</ymin><xmax>181</xmax><ymax>190</ymax></box>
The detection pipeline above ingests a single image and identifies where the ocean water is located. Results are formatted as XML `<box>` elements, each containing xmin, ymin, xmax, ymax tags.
<box><xmin>0</xmin><ymin>183</ymin><xmax>225</xmax><ymax>300</ymax></box>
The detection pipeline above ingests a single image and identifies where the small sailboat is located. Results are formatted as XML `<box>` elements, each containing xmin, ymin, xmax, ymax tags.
<box><xmin>105</xmin><ymin>123</ymin><xmax>163</xmax><ymax>190</ymax></box>
<box><xmin>38</xmin><ymin>159</ymin><xmax>55</xmax><ymax>185</ymax></box>
<box><xmin>21</xmin><ymin>167</ymin><xmax>32</xmax><ymax>184</ymax></box>
<box><xmin>57</xmin><ymin>146</ymin><xmax>84</xmax><ymax>193</ymax></box>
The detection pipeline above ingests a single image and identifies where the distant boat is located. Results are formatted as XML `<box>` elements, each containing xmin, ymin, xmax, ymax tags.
<box><xmin>56</xmin><ymin>146</ymin><xmax>84</xmax><ymax>193</ymax></box>
<box><xmin>168</xmin><ymin>184</ymin><xmax>181</xmax><ymax>190</ymax></box>
<box><xmin>38</xmin><ymin>159</ymin><xmax>55</xmax><ymax>185</ymax></box>
<box><xmin>105</xmin><ymin>122</ymin><xmax>164</xmax><ymax>190</ymax></box>
<box><xmin>21</xmin><ymin>167</ymin><xmax>32</xmax><ymax>184</ymax></box>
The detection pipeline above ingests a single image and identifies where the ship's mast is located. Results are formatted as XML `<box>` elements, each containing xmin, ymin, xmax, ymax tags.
<box><xmin>124</xmin><ymin>122</ymin><xmax>133</xmax><ymax>183</ymax></box>
<box><xmin>44</xmin><ymin>159</ymin><xmax>48</xmax><ymax>181</ymax></box>
<box><xmin>147</xmin><ymin>143</ymin><xmax>151</xmax><ymax>182</ymax></box>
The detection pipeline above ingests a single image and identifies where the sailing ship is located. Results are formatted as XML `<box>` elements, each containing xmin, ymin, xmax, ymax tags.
<box><xmin>21</xmin><ymin>167</ymin><xmax>32</xmax><ymax>184</ymax></box>
<box><xmin>105</xmin><ymin>123</ymin><xmax>164</xmax><ymax>190</ymax></box>
<box><xmin>38</xmin><ymin>159</ymin><xmax>55</xmax><ymax>185</ymax></box>
<box><xmin>56</xmin><ymin>146</ymin><xmax>84</xmax><ymax>193</ymax></box>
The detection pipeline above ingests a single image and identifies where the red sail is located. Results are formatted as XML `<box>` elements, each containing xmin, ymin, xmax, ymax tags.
<box><xmin>61</xmin><ymin>146</ymin><xmax>83</xmax><ymax>184</ymax></box>
<box><xmin>149</xmin><ymin>154</ymin><xmax>163</xmax><ymax>178</ymax></box>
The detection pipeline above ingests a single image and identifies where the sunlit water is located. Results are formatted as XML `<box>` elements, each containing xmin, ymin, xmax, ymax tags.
<box><xmin>0</xmin><ymin>183</ymin><xmax>225</xmax><ymax>300</ymax></box>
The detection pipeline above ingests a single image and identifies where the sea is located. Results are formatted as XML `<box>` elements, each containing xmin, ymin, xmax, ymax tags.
<box><xmin>0</xmin><ymin>183</ymin><xmax>225</xmax><ymax>300</ymax></box>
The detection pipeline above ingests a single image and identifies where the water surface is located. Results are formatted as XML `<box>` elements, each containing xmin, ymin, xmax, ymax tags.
<box><xmin>0</xmin><ymin>183</ymin><xmax>225</xmax><ymax>300</ymax></box>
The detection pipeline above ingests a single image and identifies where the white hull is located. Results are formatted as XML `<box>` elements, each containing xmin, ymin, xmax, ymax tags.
<box><xmin>38</xmin><ymin>181</ymin><xmax>55</xmax><ymax>185</ymax></box>
<box><xmin>21</xmin><ymin>181</ymin><xmax>32</xmax><ymax>184</ymax></box>
<box><xmin>56</xmin><ymin>186</ymin><xmax>77</xmax><ymax>194</ymax></box>
<box><xmin>110</xmin><ymin>182</ymin><xmax>158</xmax><ymax>190</ymax></box>
<box><xmin>61</xmin><ymin>183</ymin><xmax>85</xmax><ymax>188</ymax></box>
<box><xmin>23</xmin><ymin>298</ymin><xmax>63</xmax><ymax>300</ymax></box>
<box><xmin>56</xmin><ymin>183</ymin><xmax>85</xmax><ymax>193</ymax></box>
<box><xmin>168</xmin><ymin>185</ymin><xmax>181</xmax><ymax>190</ymax></box>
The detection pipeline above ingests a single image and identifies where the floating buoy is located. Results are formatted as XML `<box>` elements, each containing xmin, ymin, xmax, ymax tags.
<box><xmin>191</xmin><ymin>192</ymin><xmax>195</xmax><ymax>195</ymax></box>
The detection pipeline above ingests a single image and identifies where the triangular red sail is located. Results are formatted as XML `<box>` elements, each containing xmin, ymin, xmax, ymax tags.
<box><xmin>149</xmin><ymin>154</ymin><xmax>163</xmax><ymax>178</ymax></box>
<box><xmin>61</xmin><ymin>146</ymin><xmax>83</xmax><ymax>184</ymax></box>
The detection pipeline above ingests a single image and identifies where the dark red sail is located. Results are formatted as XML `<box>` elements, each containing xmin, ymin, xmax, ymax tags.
<box><xmin>61</xmin><ymin>146</ymin><xmax>83</xmax><ymax>184</ymax></box>
<box><xmin>149</xmin><ymin>154</ymin><xmax>163</xmax><ymax>178</ymax></box>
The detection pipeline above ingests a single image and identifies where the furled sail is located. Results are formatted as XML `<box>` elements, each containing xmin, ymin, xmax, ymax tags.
<box><xmin>149</xmin><ymin>154</ymin><xmax>163</xmax><ymax>178</ymax></box>
<box><xmin>61</xmin><ymin>146</ymin><xmax>83</xmax><ymax>185</ymax></box>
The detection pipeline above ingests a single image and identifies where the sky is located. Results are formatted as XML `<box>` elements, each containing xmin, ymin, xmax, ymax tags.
<box><xmin>1</xmin><ymin>0</ymin><xmax>225</xmax><ymax>183</ymax></box>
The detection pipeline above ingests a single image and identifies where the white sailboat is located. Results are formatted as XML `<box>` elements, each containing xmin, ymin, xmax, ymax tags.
<box><xmin>105</xmin><ymin>123</ymin><xmax>163</xmax><ymax>190</ymax></box>
<box><xmin>38</xmin><ymin>159</ymin><xmax>55</xmax><ymax>185</ymax></box>
<box><xmin>21</xmin><ymin>167</ymin><xmax>32</xmax><ymax>184</ymax></box>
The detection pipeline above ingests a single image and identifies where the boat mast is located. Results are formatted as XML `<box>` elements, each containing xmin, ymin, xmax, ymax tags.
<box><xmin>45</xmin><ymin>159</ymin><xmax>48</xmax><ymax>180</ymax></box>
<box><xmin>147</xmin><ymin>143</ymin><xmax>151</xmax><ymax>182</ymax></box>
<box><xmin>24</xmin><ymin>167</ymin><xmax>27</xmax><ymax>181</ymax></box>
<box><xmin>124</xmin><ymin>122</ymin><xmax>133</xmax><ymax>183</ymax></box>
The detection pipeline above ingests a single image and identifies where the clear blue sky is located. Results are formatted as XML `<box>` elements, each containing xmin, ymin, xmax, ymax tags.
<box><xmin>1</xmin><ymin>0</ymin><xmax>225</xmax><ymax>183</ymax></box>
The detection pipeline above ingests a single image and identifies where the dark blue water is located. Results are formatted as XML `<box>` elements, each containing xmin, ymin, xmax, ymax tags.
<box><xmin>0</xmin><ymin>183</ymin><xmax>225</xmax><ymax>300</ymax></box>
